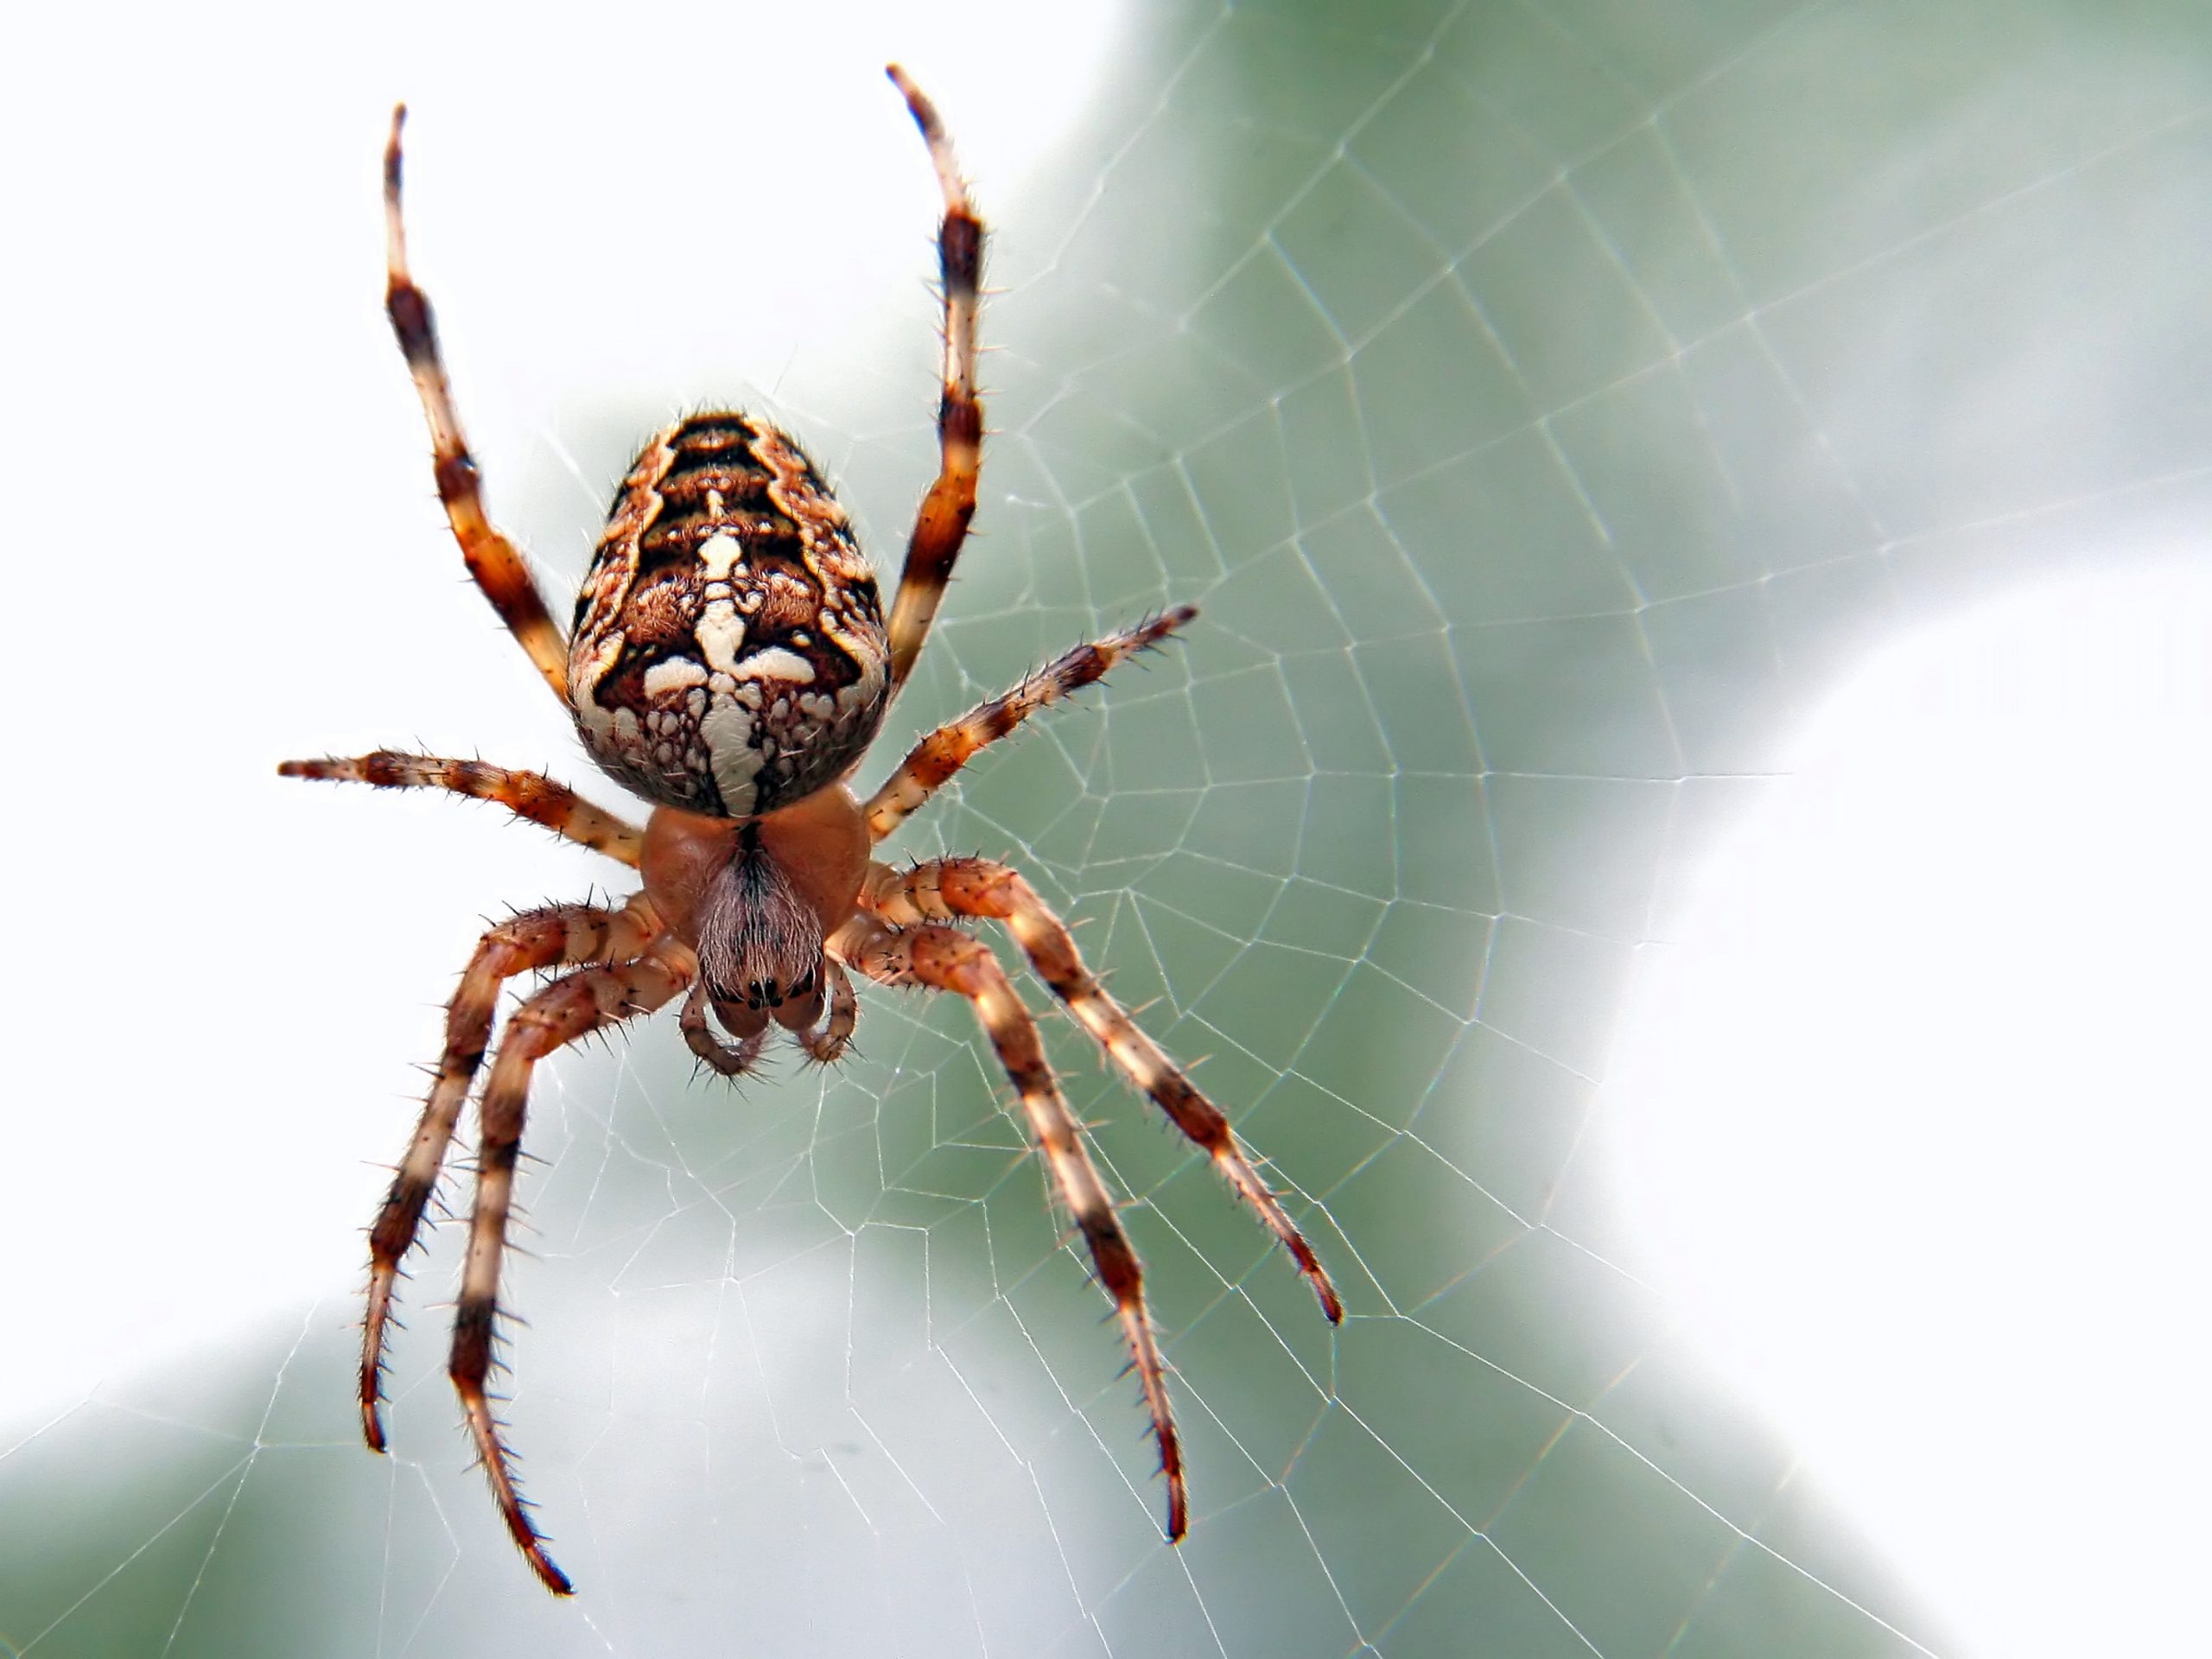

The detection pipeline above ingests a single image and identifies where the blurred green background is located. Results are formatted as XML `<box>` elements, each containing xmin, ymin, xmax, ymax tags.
<box><xmin>3</xmin><ymin>1</ymin><xmax>2206</xmax><ymax>1655</ymax></box>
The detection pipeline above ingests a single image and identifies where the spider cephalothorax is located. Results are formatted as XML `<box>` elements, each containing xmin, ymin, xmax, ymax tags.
<box><xmin>282</xmin><ymin>68</ymin><xmax>1341</xmax><ymax>1598</ymax></box>
<box><xmin>639</xmin><ymin>786</ymin><xmax>869</xmax><ymax>1061</ymax></box>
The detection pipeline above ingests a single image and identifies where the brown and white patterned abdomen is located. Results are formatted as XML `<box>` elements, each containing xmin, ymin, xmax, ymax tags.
<box><xmin>568</xmin><ymin>413</ymin><xmax>891</xmax><ymax>819</ymax></box>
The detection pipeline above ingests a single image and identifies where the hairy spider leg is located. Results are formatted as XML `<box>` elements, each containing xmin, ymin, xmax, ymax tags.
<box><xmin>863</xmin><ymin>607</ymin><xmax>1198</xmax><ymax>842</ymax></box>
<box><xmin>868</xmin><ymin>859</ymin><xmax>1344</xmax><ymax>1323</ymax></box>
<box><xmin>279</xmin><ymin>751</ymin><xmax>645</xmax><ymax>866</ymax></box>
<box><xmin>383</xmin><ymin>107</ymin><xmax>573</xmax><ymax>706</ymax></box>
<box><xmin>358</xmin><ymin>895</ymin><xmax>663</xmax><ymax>1453</ymax></box>
<box><xmin>841</xmin><ymin>915</ymin><xmax>1188</xmax><ymax>1539</ymax></box>
<box><xmin>882</xmin><ymin>65</ymin><xmax>985</xmax><ymax>697</ymax></box>
<box><xmin>454</xmin><ymin>945</ymin><xmax>694</xmax><ymax>1596</ymax></box>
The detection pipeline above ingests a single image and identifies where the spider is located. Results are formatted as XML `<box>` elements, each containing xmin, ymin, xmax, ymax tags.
<box><xmin>282</xmin><ymin>68</ymin><xmax>1343</xmax><ymax>1596</ymax></box>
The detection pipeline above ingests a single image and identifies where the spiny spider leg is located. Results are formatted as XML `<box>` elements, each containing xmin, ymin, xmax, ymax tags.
<box><xmin>863</xmin><ymin>608</ymin><xmax>1198</xmax><ymax>842</ymax></box>
<box><xmin>279</xmin><ymin>751</ymin><xmax>645</xmax><ymax>867</ymax></box>
<box><xmin>454</xmin><ymin>944</ymin><xmax>693</xmax><ymax>1596</ymax></box>
<box><xmin>383</xmin><ymin>107</ymin><xmax>572</xmax><ymax>706</ymax></box>
<box><xmin>867</xmin><ymin>860</ymin><xmax>1344</xmax><ymax>1323</ymax></box>
<box><xmin>359</xmin><ymin>894</ymin><xmax>662</xmax><ymax>1452</ymax></box>
<box><xmin>842</xmin><ymin>915</ymin><xmax>1187</xmax><ymax>1538</ymax></box>
<box><xmin>882</xmin><ymin>64</ymin><xmax>985</xmax><ymax>696</ymax></box>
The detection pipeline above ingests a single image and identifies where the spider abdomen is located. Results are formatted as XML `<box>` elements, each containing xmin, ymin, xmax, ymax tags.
<box><xmin>568</xmin><ymin>412</ymin><xmax>890</xmax><ymax>819</ymax></box>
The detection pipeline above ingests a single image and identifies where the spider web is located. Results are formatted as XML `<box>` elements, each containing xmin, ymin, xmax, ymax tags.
<box><xmin>5</xmin><ymin>1</ymin><xmax>2209</xmax><ymax>1655</ymax></box>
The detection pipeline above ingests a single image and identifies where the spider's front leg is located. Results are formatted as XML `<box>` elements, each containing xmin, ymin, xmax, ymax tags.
<box><xmin>866</xmin><ymin>859</ymin><xmax>1343</xmax><ymax>1322</ymax></box>
<box><xmin>454</xmin><ymin>943</ymin><xmax>694</xmax><ymax>1596</ymax></box>
<box><xmin>842</xmin><ymin>916</ymin><xmax>1188</xmax><ymax>1539</ymax></box>
<box><xmin>361</xmin><ymin>893</ymin><xmax>661</xmax><ymax>1452</ymax></box>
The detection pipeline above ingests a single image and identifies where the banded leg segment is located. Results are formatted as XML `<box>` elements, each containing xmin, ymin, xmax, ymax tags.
<box><xmin>864</xmin><ymin>607</ymin><xmax>1198</xmax><ymax>842</ymax></box>
<box><xmin>868</xmin><ymin>859</ymin><xmax>1343</xmax><ymax>1323</ymax></box>
<box><xmin>384</xmin><ymin>106</ymin><xmax>572</xmax><ymax>706</ymax></box>
<box><xmin>454</xmin><ymin>947</ymin><xmax>691</xmax><ymax>1596</ymax></box>
<box><xmin>844</xmin><ymin>917</ymin><xmax>1187</xmax><ymax>1540</ymax></box>
<box><xmin>884</xmin><ymin>67</ymin><xmax>985</xmax><ymax>696</ymax></box>
<box><xmin>360</xmin><ymin>894</ymin><xmax>661</xmax><ymax>1453</ymax></box>
<box><xmin>280</xmin><ymin>751</ymin><xmax>644</xmax><ymax>867</ymax></box>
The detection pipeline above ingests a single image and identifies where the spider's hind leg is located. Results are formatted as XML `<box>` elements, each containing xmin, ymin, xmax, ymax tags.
<box><xmin>882</xmin><ymin>66</ymin><xmax>986</xmax><ymax>696</ymax></box>
<box><xmin>382</xmin><ymin>106</ymin><xmax>573</xmax><ymax>707</ymax></box>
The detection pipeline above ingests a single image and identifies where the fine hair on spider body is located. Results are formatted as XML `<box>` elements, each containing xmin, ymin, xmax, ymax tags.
<box><xmin>279</xmin><ymin>67</ymin><xmax>1342</xmax><ymax>1598</ymax></box>
<box><xmin>640</xmin><ymin>789</ymin><xmax>870</xmax><ymax>1062</ymax></box>
<box><xmin>693</xmin><ymin>832</ymin><xmax>826</xmax><ymax>1023</ymax></box>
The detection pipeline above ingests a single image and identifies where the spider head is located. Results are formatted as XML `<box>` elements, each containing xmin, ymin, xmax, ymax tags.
<box><xmin>694</xmin><ymin>844</ymin><xmax>827</xmax><ymax>1034</ymax></box>
<box><xmin>639</xmin><ymin>787</ymin><xmax>871</xmax><ymax>1043</ymax></box>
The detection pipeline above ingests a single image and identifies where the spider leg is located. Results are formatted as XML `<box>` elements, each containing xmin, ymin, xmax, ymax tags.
<box><xmin>361</xmin><ymin>894</ymin><xmax>661</xmax><ymax>1453</ymax></box>
<box><xmin>866</xmin><ymin>859</ymin><xmax>1344</xmax><ymax>1323</ymax></box>
<box><xmin>844</xmin><ymin>914</ymin><xmax>1188</xmax><ymax>1540</ymax></box>
<box><xmin>454</xmin><ymin>944</ymin><xmax>692</xmax><ymax>1596</ymax></box>
<box><xmin>280</xmin><ymin>751</ymin><xmax>644</xmax><ymax>867</ymax></box>
<box><xmin>382</xmin><ymin>106</ymin><xmax>572</xmax><ymax>706</ymax></box>
<box><xmin>883</xmin><ymin>66</ymin><xmax>984</xmax><ymax>696</ymax></box>
<box><xmin>863</xmin><ymin>608</ymin><xmax>1198</xmax><ymax>842</ymax></box>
